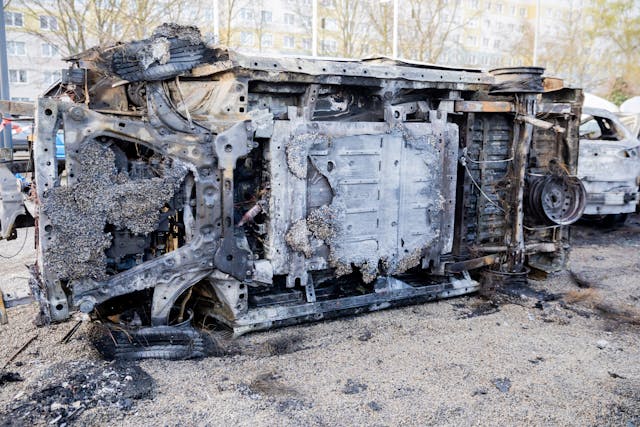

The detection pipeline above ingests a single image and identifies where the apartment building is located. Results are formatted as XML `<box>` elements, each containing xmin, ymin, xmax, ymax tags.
<box><xmin>3</xmin><ymin>0</ymin><xmax>592</xmax><ymax>100</ymax></box>
<box><xmin>227</xmin><ymin>0</ymin><xmax>314</xmax><ymax>55</ymax></box>
<box><xmin>4</xmin><ymin>4</ymin><xmax>65</xmax><ymax>101</ymax></box>
<box><xmin>456</xmin><ymin>0</ymin><xmax>535</xmax><ymax>67</ymax></box>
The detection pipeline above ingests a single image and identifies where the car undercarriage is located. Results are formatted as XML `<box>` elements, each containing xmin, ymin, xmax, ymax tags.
<box><xmin>0</xmin><ymin>24</ymin><xmax>587</xmax><ymax>359</ymax></box>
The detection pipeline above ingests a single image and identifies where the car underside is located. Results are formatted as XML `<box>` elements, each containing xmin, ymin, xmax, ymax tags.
<box><xmin>0</xmin><ymin>24</ymin><xmax>587</xmax><ymax>359</ymax></box>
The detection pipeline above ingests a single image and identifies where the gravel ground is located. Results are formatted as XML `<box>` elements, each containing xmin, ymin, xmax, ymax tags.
<box><xmin>0</xmin><ymin>217</ymin><xmax>639</xmax><ymax>426</ymax></box>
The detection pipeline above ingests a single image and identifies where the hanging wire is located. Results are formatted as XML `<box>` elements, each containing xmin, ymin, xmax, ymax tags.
<box><xmin>0</xmin><ymin>227</ymin><xmax>30</xmax><ymax>259</ymax></box>
<box><xmin>464</xmin><ymin>156</ymin><xmax>514</xmax><ymax>164</ymax></box>
<box><xmin>461</xmin><ymin>147</ymin><xmax>513</xmax><ymax>164</ymax></box>
<box><xmin>523</xmin><ymin>224</ymin><xmax>560</xmax><ymax>231</ymax></box>
<box><xmin>462</xmin><ymin>159</ymin><xmax>506</xmax><ymax>214</ymax></box>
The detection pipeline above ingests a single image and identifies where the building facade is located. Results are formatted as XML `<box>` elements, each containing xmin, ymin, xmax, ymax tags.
<box><xmin>3</xmin><ymin>0</ymin><xmax>598</xmax><ymax>100</ymax></box>
<box><xmin>4</xmin><ymin>5</ymin><xmax>65</xmax><ymax>101</ymax></box>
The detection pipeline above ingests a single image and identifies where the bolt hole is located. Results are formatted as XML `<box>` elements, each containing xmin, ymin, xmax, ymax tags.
<box><xmin>44</xmin><ymin>224</ymin><xmax>52</xmax><ymax>232</ymax></box>
<box><xmin>44</xmin><ymin>108</ymin><xmax>53</xmax><ymax>116</ymax></box>
<box><xmin>226</xmin><ymin>254</ymin><xmax>233</xmax><ymax>261</ymax></box>
<box><xmin>327</xmin><ymin>161</ymin><xmax>335</xmax><ymax>172</ymax></box>
<box><xmin>55</xmin><ymin>303</ymin><xmax>63</xmax><ymax>311</ymax></box>
<box><xmin>225</xmin><ymin>144</ymin><xmax>233</xmax><ymax>152</ymax></box>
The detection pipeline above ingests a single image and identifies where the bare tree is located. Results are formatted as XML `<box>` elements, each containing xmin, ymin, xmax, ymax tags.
<box><xmin>538</xmin><ymin>5</ymin><xmax>602</xmax><ymax>90</ymax></box>
<box><xmin>364</xmin><ymin>0</ymin><xmax>394</xmax><ymax>57</ymax></box>
<box><xmin>587</xmin><ymin>0</ymin><xmax>640</xmax><ymax>93</ymax></box>
<box><xmin>503</xmin><ymin>18</ymin><xmax>537</xmax><ymax>69</ymax></box>
<box><xmin>22</xmin><ymin>0</ymin><xmax>92</xmax><ymax>55</ymax></box>
<box><xmin>251</xmin><ymin>1</ymin><xmax>271</xmax><ymax>52</ymax></box>
<box><xmin>401</xmin><ymin>0</ymin><xmax>481</xmax><ymax>63</ymax></box>
<box><xmin>331</xmin><ymin>0</ymin><xmax>366</xmax><ymax>57</ymax></box>
<box><xmin>21</xmin><ymin>0</ymin><xmax>204</xmax><ymax>56</ymax></box>
<box><xmin>219</xmin><ymin>0</ymin><xmax>249</xmax><ymax>46</ymax></box>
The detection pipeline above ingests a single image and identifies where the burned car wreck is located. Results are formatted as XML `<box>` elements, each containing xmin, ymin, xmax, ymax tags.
<box><xmin>578</xmin><ymin>107</ymin><xmax>640</xmax><ymax>223</ymax></box>
<box><xmin>1</xmin><ymin>25</ymin><xmax>586</xmax><ymax>358</ymax></box>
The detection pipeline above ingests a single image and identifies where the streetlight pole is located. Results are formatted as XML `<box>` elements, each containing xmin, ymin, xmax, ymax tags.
<box><xmin>392</xmin><ymin>0</ymin><xmax>398</xmax><ymax>58</ymax></box>
<box><xmin>532</xmin><ymin>0</ymin><xmax>540</xmax><ymax>65</ymax></box>
<box><xmin>381</xmin><ymin>0</ymin><xmax>399</xmax><ymax>58</ymax></box>
<box><xmin>312</xmin><ymin>0</ymin><xmax>318</xmax><ymax>56</ymax></box>
<box><xmin>212</xmin><ymin>0</ymin><xmax>220</xmax><ymax>43</ymax></box>
<box><xmin>0</xmin><ymin>2</ymin><xmax>13</xmax><ymax>156</ymax></box>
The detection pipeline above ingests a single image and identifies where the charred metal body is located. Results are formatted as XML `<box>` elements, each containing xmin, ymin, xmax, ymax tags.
<box><xmin>1</xmin><ymin>25</ymin><xmax>585</xmax><ymax>356</ymax></box>
<box><xmin>578</xmin><ymin>107</ymin><xmax>640</xmax><ymax>220</ymax></box>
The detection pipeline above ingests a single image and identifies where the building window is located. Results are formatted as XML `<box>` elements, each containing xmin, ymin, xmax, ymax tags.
<box><xmin>7</xmin><ymin>41</ymin><xmax>26</xmax><ymax>56</ymax></box>
<box><xmin>40</xmin><ymin>15</ymin><xmax>58</xmax><ymax>30</ymax></box>
<box><xmin>11</xmin><ymin>97</ymin><xmax>31</xmax><ymax>102</ymax></box>
<box><xmin>239</xmin><ymin>8</ymin><xmax>253</xmax><ymax>22</ymax></box>
<box><xmin>240</xmin><ymin>31</ymin><xmax>254</xmax><ymax>46</ymax></box>
<box><xmin>261</xmin><ymin>33</ymin><xmax>273</xmax><ymax>47</ymax></box>
<box><xmin>5</xmin><ymin>12</ymin><xmax>23</xmax><ymax>27</ymax></box>
<box><xmin>320</xmin><ymin>0</ymin><xmax>334</xmax><ymax>7</ymax></box>
<box><xmin>322</xmin><ymin>18</ymin><xmax>338</xmax><ymax>31</ymax></box>
<box><xmin>9</xmin><ymin>70</ymin><xmax>28</xmax><ymax>84</ymax></box>
<box><xmin>42</xmin><ymin>43</ymin><xmax>59</xmax><ymax>57</ymax></box>
<box><xmin>496</xmin><ymin>2</ymin><xmax>503</xmax><ymax>13</ymax></box>
<box><xmin>467</xmin><ymin>35</ymin><xmax>476</xmax><ymax>46</ymax></box>
<box><xmin>302</xmin><ymin>38</ymin><xmax>312</xmax><ymax>50</ymax></box>
<box><xmin>283</xmin><ymin>35</ymin><xmax>295</xmax><ymax>49</ymax></box>
<box><xmin>321</xmin><ymin>38</ymin><xmax>336</xmax><ymax>53</ymax></box>
<box><xmin>261</xmin><ymin>10</ymin><xmax>272</xmax><ymax>23</ymax></box>
<box><xmin>519</xmin><ymin>7</ymin><xmax>526</xmax><ymax>17</ymax></box>
<box><xmin>493</xmin><ymin>39</ymin><xmax>501</xmax><ymax>48</ymax></box>
<box><xmin>44</xmin><ymin>71</ymin><xmax>61</xmax><ymax>85</ymax></box>
<box><xmin>486</xmin><ymin>1</ymin><xmax>491</xmax><ymax>10</ymax></box>
<box><xmin>284</xmin><ymin>13</ymin><xmax>295</xmax><ymax>25</ymax></box>
<box><xmin>482</xmin><ymin>37</ymin><xmax>489</xmax><ymax>47</ymax></box>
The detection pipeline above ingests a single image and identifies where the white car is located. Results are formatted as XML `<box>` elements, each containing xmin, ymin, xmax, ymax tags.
<box><xmin>578</xmin><ymin>107</ymin><xmax>640</xmax><ymax>222</ymax></box>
